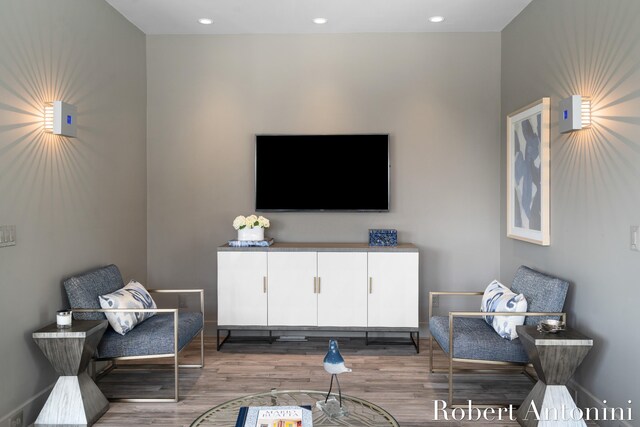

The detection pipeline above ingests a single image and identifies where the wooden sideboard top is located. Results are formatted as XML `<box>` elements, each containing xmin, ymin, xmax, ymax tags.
<box><xmin>218</xmin><ymin>242</ymin><xmax>418</xmax><ymax>252</ymax></box>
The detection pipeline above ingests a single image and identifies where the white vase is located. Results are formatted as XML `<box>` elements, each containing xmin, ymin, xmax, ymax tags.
<box><xmin>237</xmin><ymin>227</ymin><xmax>265</xmax><ymax>241</ymax></box>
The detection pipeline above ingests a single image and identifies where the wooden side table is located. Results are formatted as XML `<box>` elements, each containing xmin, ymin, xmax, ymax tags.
<box><xmin>516</xmin><ymin>325</ymin><xmax>593</xmax><ymax>427</ymax></box>
<box><xmin>33</xmin><ymin>320</ymin><xmax>109</xmax><ymax>427</ymax></box>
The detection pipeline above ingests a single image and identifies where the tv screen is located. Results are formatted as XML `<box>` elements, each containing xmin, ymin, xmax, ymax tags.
<box><xmin>255</xmin><ymin>134</ymin><xmax>390</xmax><ymax>211</ymax></box>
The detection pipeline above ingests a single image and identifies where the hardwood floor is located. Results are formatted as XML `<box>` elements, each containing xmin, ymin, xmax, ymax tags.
<box><xmin>95</xmin><ymin>336</ymin><xmax>536</xmax><ymax>426</ymax></box>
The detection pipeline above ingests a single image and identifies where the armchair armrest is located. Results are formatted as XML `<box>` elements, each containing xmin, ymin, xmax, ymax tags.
<box><xmin>147</xmin><ymin>289</ymin><xmax>203</xmax><ymax>293</ymax></box>
<box><xmin>72</xmin><ymin>308</ymin><xmax>178</xmax><ymax>313</ymax></box>
<box><xmin>147</xmin><ymin>289</ymin><xmax>205</xmax><ymax>315</ymax></box>
<box><xmin>428</xmin><ymin>291</ymin><xmax>484</xmax><ymax>320</ymax></box>
<box><xmin>448</xmin><ymin>311</ymin><xmax>566</xmax><ymax>318</ymax></box>
<box><xmin>430</xmin><ymin>292</ymin><xmax>484</xmax><ymax>296</ymax></box>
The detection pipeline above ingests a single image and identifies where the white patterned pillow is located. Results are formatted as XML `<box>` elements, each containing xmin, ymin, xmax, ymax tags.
<box><xmin>481</xmin><ymin>280</ymin><xmax>528</xmax><ymax>340</ymax></box>
<box><xmin>99</xmin><ymin>281</ymin><xmax>157</xmax><ymax>335</ymax></box>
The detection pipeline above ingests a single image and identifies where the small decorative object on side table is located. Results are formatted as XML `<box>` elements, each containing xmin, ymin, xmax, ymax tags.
<box><xmin>33</xmin><ymin>320</ymin><xmax>109</xmax><ymax>427</ymax></box>
<box><xmin>56</xmin><ymin>309</ymin><xmax>72</xmax><ymax>328</ymax></box>
<box><xmin>516</xmin><ymin>324</ymin><xmax>593</xmax><ymax>427</ymax></box>
<box><xmin>233</xmin><ymin>214</ymin><xmax>270</xmax><ymax>241</ymax></box>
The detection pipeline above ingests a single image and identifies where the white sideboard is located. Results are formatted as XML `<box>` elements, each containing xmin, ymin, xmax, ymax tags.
<box><xmin>217</xmin><ymin>242</ymin><xmax>419</xmax><ymax>350</ymax></box>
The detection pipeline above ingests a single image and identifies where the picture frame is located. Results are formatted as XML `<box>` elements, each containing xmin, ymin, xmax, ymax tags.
<box><xmin>506</xmin><ymin>98</ymin><xmax>550</xmax><ymax>246</ymax></box>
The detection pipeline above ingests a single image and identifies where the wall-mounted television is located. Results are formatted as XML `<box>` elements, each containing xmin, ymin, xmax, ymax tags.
<box><xmin>255</xmin><ymin>134</ymin><xmax>390</xmax><ymax>212</ymax></box>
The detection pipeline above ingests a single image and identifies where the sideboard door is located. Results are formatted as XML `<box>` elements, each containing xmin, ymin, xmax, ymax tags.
<box><xmin>218</xmin><ymin>251</ymin><xmax>268</xmax><ymax>326</ymax></box>
<box><xmin>367</xmin><ymin>252</ymin><xmax>419</xmax><ymax>328</ymax></box>
<box><xmin>268</xmin><ymin>252</ymin><xmax>318</xmax><ymax>326</ymax></box>
<box><xmin>317</xmin><ymin>252</ymin><xmax>368</xmax><ymax>327</ymax></box>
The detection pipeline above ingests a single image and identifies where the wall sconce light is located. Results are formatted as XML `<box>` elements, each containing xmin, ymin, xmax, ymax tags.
<box><xmin>559</xmin><ymin>95</ymin><xmax>591</xmax><ymax>133</ymax></box>
<box><xmin>44</xmin><ymin>101</ymin><xmax>77</xmax><ymax>137</ymax></box>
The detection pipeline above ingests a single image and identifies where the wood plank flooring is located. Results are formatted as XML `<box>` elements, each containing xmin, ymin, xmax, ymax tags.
<box><xmin>94</xmin><ymin>336</ymin><xmax>537</xmax><ymax>426</ymax></box>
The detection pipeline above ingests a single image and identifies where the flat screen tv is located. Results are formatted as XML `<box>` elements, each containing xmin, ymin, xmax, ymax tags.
<box><xmin>255</xmin><ymin>134</ymin><xmax>390</xmax><ymax>212</ymax></box>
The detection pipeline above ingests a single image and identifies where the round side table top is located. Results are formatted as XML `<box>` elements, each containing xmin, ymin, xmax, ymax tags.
<box><xmin>190</xmin><ymin>390</ymin><xmax>399</xmax><ymax>427</ymax></box>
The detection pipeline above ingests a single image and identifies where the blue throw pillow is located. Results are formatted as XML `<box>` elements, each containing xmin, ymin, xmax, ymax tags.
<box><xmin>481</xmin><ymin>280</ymin><xmax>528</xmax><ymax>340</ymax></box>
<box><xmin>99</xmin><ymin>281</ymin><xmax>157</xmax><ymax>335</ymax></box>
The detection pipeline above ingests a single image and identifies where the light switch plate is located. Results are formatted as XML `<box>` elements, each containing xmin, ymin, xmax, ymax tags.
<box><xmin>631</xmin><ymin>226</ymin><xmax>639</xmax><ymax>252</ymax></box>
<box><xmin>0</xmin><ymin>225</ymin><xmax>16</xmax><ymax>247</ymax></box>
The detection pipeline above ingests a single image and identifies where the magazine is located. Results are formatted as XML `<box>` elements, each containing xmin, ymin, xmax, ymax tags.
<box><xmin>236</xmin><ymin>405</ymin><xmax>313</xmax><ymax>427</ymax></box>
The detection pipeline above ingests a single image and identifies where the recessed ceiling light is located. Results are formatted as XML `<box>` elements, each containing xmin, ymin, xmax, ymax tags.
<box><xmin>428</xmin><ymin>16</ymin><xmax>445</xmax><ymax>23</ymax></box>
<box><xmin>198</xmin><ymin>18</ymin><xmax>213</xmax><ymax>25</ymax></box>
<box><xmin>313</xmin><ymin>18</ymin><xmax>328</xmax><ymax>25</ymax></box>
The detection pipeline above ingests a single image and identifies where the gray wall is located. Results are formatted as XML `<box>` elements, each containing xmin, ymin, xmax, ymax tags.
<box><xmin>0</xmin><ymin>0</ymin><xmax>147</xmax><ymax>421</ymax></box>
<box><xmin>146</xmin><ymin>33</ymin><xmax>502</xmax><ymax>331</ymax></box>
<box><xmin>501</xmin><ymin>0</ymin><xmax>640</xmax><ymax>415</ymax></box>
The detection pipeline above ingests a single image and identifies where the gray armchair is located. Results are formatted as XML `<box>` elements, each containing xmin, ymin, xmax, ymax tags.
<box><xmin>428</xmin><ymin>266</ymin><xmax>569</xmax><ymax>406</ymax></box>
<box><xmin>63</xmin><ymin>264</ymin><xmax>204</xmax><ymax>402</ymax></box>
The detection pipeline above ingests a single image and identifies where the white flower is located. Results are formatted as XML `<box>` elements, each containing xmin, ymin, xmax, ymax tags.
<box><xmin>245</xmin><ymin>215</ymin><xmax>258</xmax><ymax>228</ymax></box>
<box><xmin>232</xmin><ymin>216</ymin><xmax>246</xmax><ymax>230</ymax></box>
<box><xmin>258</xmin><ymin>216</ymin><xmax>270</xmax><ymax>228</ymax></box>
<box><xmin>235</xmin><ymin>214</ymin><xmax>268</xmax><ymax>229</ymax></box>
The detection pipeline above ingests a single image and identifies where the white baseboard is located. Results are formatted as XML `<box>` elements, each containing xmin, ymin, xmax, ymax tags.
<box><xmin>0</xmin><ymin>383</ymin><xmax>53</xmax><ymax>427</ymax></box>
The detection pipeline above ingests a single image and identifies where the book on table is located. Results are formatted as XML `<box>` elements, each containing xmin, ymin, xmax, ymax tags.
<box><xmin>235</xmin><ymin>406</ymin><xmax>313</xmax><ymax>427</ymax></box>
<box><xmin>228</xmin><ymin>238</ymin><xmax>275</xmax><ymax>247</ymax></box>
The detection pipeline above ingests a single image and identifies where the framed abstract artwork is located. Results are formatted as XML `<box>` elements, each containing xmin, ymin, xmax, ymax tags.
<box><xmin>506</xmin><ymin>98</ymin><xmax>550</xmax><ymax>246</ymax></box>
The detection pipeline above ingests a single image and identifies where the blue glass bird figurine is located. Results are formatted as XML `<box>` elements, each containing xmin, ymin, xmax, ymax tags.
<box><xmin>323</xmin><ymin>339</ymin><xmax>351</xmax><ymax>407</ymax></box>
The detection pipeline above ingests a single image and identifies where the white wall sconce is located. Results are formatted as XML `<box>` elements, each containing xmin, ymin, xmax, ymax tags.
<box><xmin>44</xmin><ymin>101</ymin><xmax>77</xmax><ymax>137</ymax></box>
<box><xmin>559</xmin><ymin>95</ymin><xmax>591</xmax><ymax>133</ymax></box>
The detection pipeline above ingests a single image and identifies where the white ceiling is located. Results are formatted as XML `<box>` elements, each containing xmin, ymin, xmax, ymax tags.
<box><xmin>105</xmin><ymin>0</ymin><xmax>532</xmax><ymax>35</ymax></box>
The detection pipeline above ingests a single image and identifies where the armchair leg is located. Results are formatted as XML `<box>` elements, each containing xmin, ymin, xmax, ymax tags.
<box><xmin>179</xmin><ymin>330</ymin><xmax>205</xmax><ymax>368</ymax></box>
<box><xmin>200</xmin><ymin>329</ymin><xmax>205</xmax><ymax>367</ymax></box>
<box><xmin>429</xmin><ymin>336</ymin><xmax>434</xmax><ymax>373</ymax></box>
<box><xmin>448</xmin><ymin>353</ymin><xmax>454</xmax><ymax>406</ymax></box>
<box><xmin>102</xmin><ymin>332</ymin><xmax>206</xmax><ymax>403</ymax></box>
<box><xmin>174</xmin><ymin>352</ymin><xmax>179</xmax><ymax>403</ymax></box>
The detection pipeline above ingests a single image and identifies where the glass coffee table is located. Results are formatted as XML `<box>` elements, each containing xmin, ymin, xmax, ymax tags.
<box><xmin>191</xmin><ymin>390</ymin><xmax>399</xmax><ymax>427</ymax></box>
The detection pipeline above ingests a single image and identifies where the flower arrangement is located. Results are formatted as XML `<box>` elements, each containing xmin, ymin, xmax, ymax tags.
<box><xmin>233</xmin><ymin>215</ymin><xmax>270</xmax><ymax>230</ymax></box>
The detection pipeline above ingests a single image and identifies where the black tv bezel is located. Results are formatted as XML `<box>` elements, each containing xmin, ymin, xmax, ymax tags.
<box><xmin>254</xmin><ymin>134</ymin><xmax>391</xmax><ymax>213</ymax></box>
